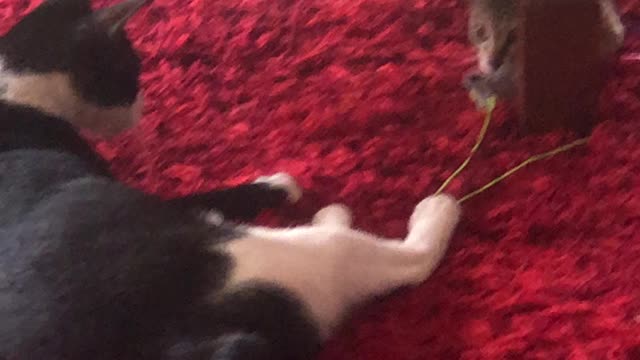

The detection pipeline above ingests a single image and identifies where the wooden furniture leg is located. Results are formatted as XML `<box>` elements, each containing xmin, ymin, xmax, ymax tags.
<box><xmin>516</xmin><ymin>0</ymin><xmax>607</xmax><ymax>134</ymax></box>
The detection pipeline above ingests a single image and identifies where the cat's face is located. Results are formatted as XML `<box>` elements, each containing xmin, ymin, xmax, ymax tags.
<box><xmin>468</xmin><ymin>0</ymin><xmax>518</xmax><ymax>74</ymax></box>
<box><xmin>0</xmin><ymin>0</ymin><xmax>150</xmax><ymax>136</ymax></box>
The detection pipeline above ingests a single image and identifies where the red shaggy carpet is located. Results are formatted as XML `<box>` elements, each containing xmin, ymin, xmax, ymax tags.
<box><xmin>3</xmin><ymin>0</ymin><xmax>640</xmax><ymax>358</ymax></box>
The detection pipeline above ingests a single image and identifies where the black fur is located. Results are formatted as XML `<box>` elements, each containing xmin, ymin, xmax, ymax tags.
<box><xmin>0</xmin><ymin>99</ymin><xmax>293</xmax><ymax>220</ymax></box>
<box><xmin>167</xmin><ymin>333</ymin><xmax>272</xmax><ymax>360</ymax></box>
<box><xmin>0</xmin><ymin>0</ymin><xmax>141</xmax><ymax>107</ymax></box>
<box><xmin>0</xmin><ymin>102</ymin><xmax>113</xmax><ymax>176</ymax></box>
<box><xmin>169</xmin><ymin>183</ymin><xmax>292</xmax><ymax>220</ymax></box>
<box><xmin>0</xmin><ymin>0</ymin><xmax>320</xmax><ymax>358</ymax></box>
<box><xmin>0</xmin><ymin>163</ymin><xmax>235</xmax><ymax>358</ymax></box>
<box><xmin>0</xmin><ymin>135</ymin><xmax>320</xmax><ymax>359</ymax></box>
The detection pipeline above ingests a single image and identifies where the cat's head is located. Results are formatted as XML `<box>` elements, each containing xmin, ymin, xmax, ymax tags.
<box><xmin>468</xmin><ymin>0</ymin><xmax>518</xmax><ymax>74</ymax></box>
<box><xmin>0</xmin><ymin>0</ymin><xmax>150</xmax><ymax>137</ymax></box>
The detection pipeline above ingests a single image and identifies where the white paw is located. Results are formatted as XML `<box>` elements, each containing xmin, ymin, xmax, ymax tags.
<box><xmin>253</xmin><ymin>172</ymin><xmax>302</xmax><ymax>203</ymax></box>
<box><xmin>404</xmin><ymin>194</ymin><xmax>461</xmax><ymax>284</ymax></box>
<box><xmin>312</xmin><ymin>204</ymin><xmax>352</xmax><ymax>228</ymax></box>
<box><xmin>409</xmin><ymin>194</ymin><xmax>461</xmax><ymax>234</ymax></box>
<box><xmin>203</xmin><ymin>210</ymin><xmax>225</xmax><ymax>226</ymax></box>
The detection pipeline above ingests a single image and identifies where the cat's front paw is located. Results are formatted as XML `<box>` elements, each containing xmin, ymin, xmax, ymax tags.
<box><xmin>410</xmin><ymin>194</ymin><xmax>461</xmax><ymax>233</ymax></box>
<box><xmin>253</xmin><ymin>172</ymin><xmax>302</xmax><ymax>203</ymax></box>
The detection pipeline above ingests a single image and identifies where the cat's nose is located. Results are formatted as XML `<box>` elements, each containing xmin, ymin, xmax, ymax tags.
<box><xmin>463</xmin><ymin>71</ymin><xmax>484</xmax><ymax>89</ymax></box>
<box><xmin>489</xmin><ymin>57</ymin><xmax>503</xmax><ymax>72</ymax></box>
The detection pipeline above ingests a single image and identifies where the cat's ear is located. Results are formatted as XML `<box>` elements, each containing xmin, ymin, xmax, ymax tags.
<box><xmin>92</xmin><ymin>0</ymin><xmax>151</xmax><ymax>36</ymax></box>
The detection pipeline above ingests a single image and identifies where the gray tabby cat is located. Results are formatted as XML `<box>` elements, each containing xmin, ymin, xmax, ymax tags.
<box><xmin>0</xmin><ymin>0</ymin><xmax>461</xmax><ymax>359</ymax></box>
<box><xmin>464</xmin><ymin>0</ymin><xmax>625</xmax><ymax>102</ymax></box>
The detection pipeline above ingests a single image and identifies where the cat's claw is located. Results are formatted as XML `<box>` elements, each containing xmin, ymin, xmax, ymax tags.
<box><xmin>253</xmin><ymin>172</ymin><xmax>302</xmax><ymax>203</ymax></box>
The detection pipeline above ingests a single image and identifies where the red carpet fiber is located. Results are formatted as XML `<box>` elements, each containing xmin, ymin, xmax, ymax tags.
<box><xmin>3</xmin><ymin>0</ymin><xmax>640</xmax><ymax>358</ymax></box>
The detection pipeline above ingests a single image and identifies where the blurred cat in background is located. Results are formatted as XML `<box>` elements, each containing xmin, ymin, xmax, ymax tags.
<box><xmin>464</xmin><ymin>0</ymin><xmax>625</xmax><ymax>102</ymax></box>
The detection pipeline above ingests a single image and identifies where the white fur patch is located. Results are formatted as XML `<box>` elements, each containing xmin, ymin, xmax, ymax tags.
<box><xmin>312</xmin><ymin>204</ymin><xmax>352</xmax><ymax>228</ymax></box>
<box><xmin>0</xmin><ymin>58</ymin><xmax>143</xmax><ymax>137</ymax></box>
<box><xmin>203</xmin><ymin>210</ymin><xmax>225</xmax><ymax>226</ymax></box>
<box><xmin>253</xmin><ymin>172</ymin><xmax>302</xmax><ymax>203</ymax></box>
<box><xmin>217</xmin><ymin>195</ymin><xmax>461</xmax><ymax>338</ymax></box>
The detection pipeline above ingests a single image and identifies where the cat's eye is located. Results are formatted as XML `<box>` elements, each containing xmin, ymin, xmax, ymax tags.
<box><xmin>474</xmin><ymin>26</ymin><xmax>488</xmax><ymax>42</ymax></box>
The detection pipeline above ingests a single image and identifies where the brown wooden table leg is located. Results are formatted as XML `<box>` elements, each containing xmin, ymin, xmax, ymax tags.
<box><xmin>517</xmin><ymin>0</ymin><xmax>607</xmax><ymax>135</ymax></box>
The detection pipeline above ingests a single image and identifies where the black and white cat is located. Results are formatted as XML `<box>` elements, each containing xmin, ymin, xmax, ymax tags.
<box><xmin>0</xmin><ymin>0</ymin><xmax>461</xmax><ymax>359</ymax></box>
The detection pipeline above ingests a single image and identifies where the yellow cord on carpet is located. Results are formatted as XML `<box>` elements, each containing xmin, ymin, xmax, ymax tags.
<box><xmin>457</xmin><ymin>137</ymin><xmax>588</xmax><ymax>203</ymax></box>
<box><xmin>434</xmin><ymin>96</ymin><xmax>496</xmax><ymax>195</ymax></box>
<box><xmin>436</xmin><ymin>95</ymin><xmax>590</xmax><ymax>204</ymax></box>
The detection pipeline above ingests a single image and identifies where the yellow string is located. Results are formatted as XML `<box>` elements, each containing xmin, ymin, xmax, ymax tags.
<box><xmin>457</xmin><ymin>137</ymin><xmax>589</xmax><ymax>203</ymax></box>
<box><xmin>436</xmin><ymin>95</ymin><xmax>589</xmax><ymax>203</ymax></box>
<box><xmin>435</xmin><ymin>96</ymin><xmax>496</xmax><ymax>195</ymax></box>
